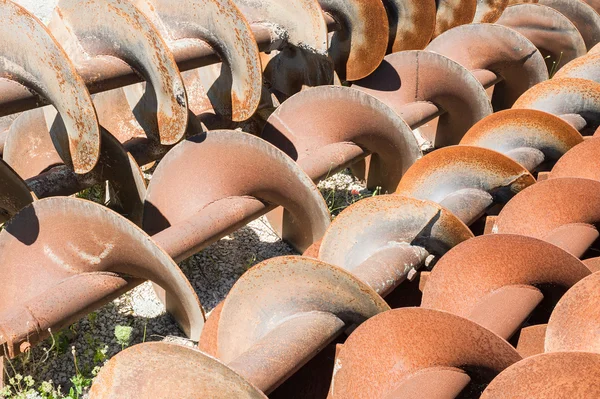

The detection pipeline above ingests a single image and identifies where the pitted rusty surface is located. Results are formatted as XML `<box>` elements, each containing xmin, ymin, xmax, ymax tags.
<box><xmin>383</xmin><ymin>0</ymin><xmax>436</xmax><ymax>52</ymax></box>
<box><xmin>427</xmin><ymin>23</ymin><xmax>548</xmax><ymax>110</ymax></box>
<box><xmin>546</xmin><ymin>272</ymin><xmax>600</xmax><ymax>353</ymax></box>
<box><xmin>395</xmin><ymin>146</ymin><xmax>535</xmax><ymax>225</ymax></box>
<box><xmin>0</xmin><ymin>0</ymin><xmax>100</xmax><ymax>174</ymax></box>
<box><xmin>317</xmin><ymin>195</ymin><xmax>472</xmax><ymax>295</ymax></box>
<box><xmin>494</xmin><ymin>178</ymin><xmax>600</xmax><ymax>253</ymax></box>
<box><xmin>53</xmin><ymin>0</ymin><xmax>188</xmax><ymax>145</ymax></box>
<box><xmin>328</xmin><ymin>308</ymin><xmax>521</xmax><ymax>399</ymax></box>
<box><xmin>538</xmin><ymin>0</ymin><xmax>600</xmax><ymax>51</ymax></box>
<box><xmin>2</xmin><ymin>1</ymin><xmax>600</xmax><ymax>396</ymax></box>
<box><xmin>5</xmin><ymin>107</ymin><xmax>147</xmax><ymax>224</ymax></box>
<box><xmin>555</xmin><ymin>52</ymin><xmax>600</xmax><ymax>84</ymax></box>
<box><xmin>319</xmin><ymin>0</ymin><xmax>389</xmax><ymax>80</ymax></box>
<box><xmin>497</xmin><ymin>4</ymin><xmax>586</xmax><ymax>73</ymax></box>
<box><xmin>144</xmin><ymin>130</ymin><xmax>330</xmax><ymax>253</ymax></box>
<box><xmin>474</xmin><ymin>0</ymin><xmax>509</xmax><ymax>23</ymax></box>
<box><xmin>584</xmin><ymin>0</ymin><xmax>600</xmax><ymax>13</ymax></box>
<box><xmin>481</xmin><ymin>352</ymin><xmax>600</xmax><ymax>398</ymax></box>
<box><xmin>460</xmin><ymin>109</ymin><xmax>583</xmax><ymax>171</ymax></box>
<box><xmin>261</xmin><ymin>85</ymin><xmax>421</xmax><ymax>192</ymax></box>
<box><xmin>422</xmin><ymin>234</ymin><xmax>590</xmax><ymax>339</ymax></box>
<box><xmin>213</xmin><ymin>256</ymin><xmax>389</xmax><ymax>393</ymax></box>
<box><xmin>513</xmin><ymin>78</ymin><xmax>600</xmax><ymax>125</ymax></box>
<box><xmin>4</xmin><ymin>109</ymin><xmax>65</xmax><ymax>180</ymax></box>
<box><xmin>353</xmin><ymin>50</ymin><xmax>492</xmax><ymax>148</ymax></box>
<box><xmin>233</xmin><ymin>0</ymin><xmax>332</xmax><ymax>97</ymax></box>
<box><xmin>0</xmin><ymin>197</ymin><xmax>204</xmax><ymax>357</ymax></box>
<box><xmin>234</xmin><ymin>0</ymin><xmax>328</xmax><ymax>53</ymax></box>
<box><xmin>133</xmin><ymin>0</ymin><xmax>262</xmax><ymax>121</ymax></box>
<box><xmin>549</xmin><ymin>137</ymin><xmax>600</xmax><ymax>181</ymax></box>
<box><xmin>89</xmin><ymin>342</ymin><xmax>267</xmax><ymax>398</ymax></box>
<box><xmin>433</xmin><ymin>0</ymin><xmax>477</xmax><ymax>38</ymax></box>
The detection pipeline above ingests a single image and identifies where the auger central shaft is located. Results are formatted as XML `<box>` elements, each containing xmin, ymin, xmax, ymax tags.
<box><xmin>0</xmin><ymin>17</ymin><xmax>337</xmax><ymax>118</ymax></box>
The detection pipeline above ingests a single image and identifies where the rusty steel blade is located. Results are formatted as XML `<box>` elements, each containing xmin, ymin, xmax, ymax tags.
<box><xmin>421</xmin><ymin>234</ymin><xmax>590</xmax><ymax>340</ymax></box>
<box><xmin>0</xmin><ymin>158</ymin><xmax>33</xmax><ymax>224</ymax></box>
<box><xmin>555</xmin><ymin>52</ymin><xmax>600</xmax><ymax>83</ymax></box>
<box><xmin>481</xmin><ymin>352</ymin><xmax>600</xmax><ymax>398</ymax></box>
<box><xmin>233</xmin><ymin>0</ymin><xmax>332</xmax><ymax>98</ymax></box>
<box><xmin>427</xmin><ymin>23</ymin><xmax>548</xmax><ymax>110</ymax></box>
<box><xmin>88</xmin><ymin>88</ymin><xmax>177</xmax><ymax>162</ymax></box>
<box><xmin>515</xmin><ymin>324</ymin><xmax>548</xmax><ymax>358</ymax></box>
<box><xmin>89</xmin><ymin>342</ymin><xmax>266</xmax><ymax>399</ymax></box>
<box><xmin>0</xmin><ymin>197</ymin><xmax>204</xmax><ymax>358</ymax></box>
<box><xmin>317</xmin><ymin>195</ymin><xmax>473</xmax><ymax>297</ymax></box>
<box><xmin>583</xmin><ymin>0</ymin><xmax>600</xmax><ymax>13</ymax></box>
<box><xmin>433</xmin><ymin>0</ymin><xmax>477</xmax><ymax>38</ymax></box>
<box><xmin>513</xmin><ymin>78</ymin><xmax>600</xmax><ymax>132</ymax></box>
<box><xmin>460</xmin><ymin>109</ymin><xmax>583</xmax><ymax>172</ymax></box>
<box><xmin>260</xmin><ymin>85</ymin><xmax>422</xmax><ymax>192</ymax></box>
<box><xmin>549</xmin><ymin>137</ymin><xmax>600</xmax><ymax>182</ymax></box>
<box><xmin>319</xmin><ymin>0</ymin><xmax>389</xmax><ymax>81</ymax></box>
<box><xmin>382</xmin><ymin>0</ymin><xmax>436</xmax><ymax>52</ymax></box>
<box><xmin>3</xmin><ymin>109</ymin><xmax>63</xmax><ymax>179</ymax></box>
<box><xmin>546</xmin><ymin>272</ymin><xmax>600</xmax><ymax>353</ymax></box>
<box><xmin>538</xmin><ymin>0</ymin><xmax>600</xmax><ymax>51</ymax></box>
<box><xmin>132</xmin><ymin>0</ymin><xmax>262</xmax><ymax>122</ymax></box>
<box><xmin>497</xmin><ymin>4</ymin><xmax>586</xmax><ymax>73</ymax></box>
<box><xmin>0</xmin><ymin>0</ymin><xmax>100</xmax><ymax>174</ymax></box>
<box><xmin>395</xmin><ymin>146</ymin><xmax>536</xmax><ymax>226</ymax></box>
<box><xmin>493</xmin><ymin>177</ymin><xmax>600</xmax><ymax>257</ymax></box>
<box><xmin>5</xmin><ymin>109</ymin><xmax>147</xmax><ymax>225</ymax></box>
<box><xmin>474</xmin><ymin>0</ymin><xmax>509</xmax><ymax>23</ymax></box>
<box><xmin>50</xmin><ymin>0</ymin><xmax>188</xmax><ymax>146</ymax></box>
<box><xmin>352</xmin><ymin>50</ymin><xmax>492</xmax><ymax>148</ymax></box>
<box><xmin>329</xmin><ymin>308</ymin><xmax>521</xmax><ymax>399</ymax></box>
<box><xmin>144</xmin><ymin>130</ymin><xmax>330</xmax><ymax>255</ymax></box>
<box><xmin>205</xmin><ymin>256</ymin><xmax>389</xmax><ymax>394</ymax></box>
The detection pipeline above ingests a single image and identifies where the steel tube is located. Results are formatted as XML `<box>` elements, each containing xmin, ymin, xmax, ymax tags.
<box><xmin>0</xmin><ymin>18</ymin><xmax>337</xmax><ymax>118</ymax></box>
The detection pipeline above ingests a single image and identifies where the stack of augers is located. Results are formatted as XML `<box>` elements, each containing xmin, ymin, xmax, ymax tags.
<box><xmin>1</xmin><ymin>0</ymin><xmax>600</xmax><ymax>397</ymax></box>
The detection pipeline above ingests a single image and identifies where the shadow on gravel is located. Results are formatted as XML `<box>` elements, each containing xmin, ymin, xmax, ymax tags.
<box><xmin>180</xmin><ymin>220</ymin><xmax>298</xmax><ymax>312</ymax></box>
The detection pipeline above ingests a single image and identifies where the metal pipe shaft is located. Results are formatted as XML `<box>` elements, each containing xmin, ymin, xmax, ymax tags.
<box><xmin>0</xmin><ymin>18</ymin><xmax>337</xmax><ymax>118</ymax></box>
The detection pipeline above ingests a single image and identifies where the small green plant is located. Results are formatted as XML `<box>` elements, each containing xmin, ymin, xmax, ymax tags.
<box><xmin>142</xmin><ymin>320</ymin><xmax>148</xmax><ymax>343</ymax></box>
<box><xmin>320</xmin><ymin>173</ymin><xmax>382</xmax><ymax>216</ymax></box>
<box><xmin>2</xmin><ymin>322</ymin><xmax>112</xmax><ymax>399</ymax></box>
<box><xmin>75</xmin><ymin>184</ymin><xmax>106</xmax><ymax>205</ymax></box>
<box><xmin>244</xmin><ymin>253</ymin><xmax>257</xmax><ymax>270</ymax></box>
<box><xmin>114</xmin><ymin>325</ymin><xmax>133</xmax><ymax>350</ymax></box>
<box><xmin>67</xmin><ymin>346</ymin><xmax>92</xmax><ymax>399</ymax></box>
<box><xmin>545</xmin><ymin>51</ymin><xmax>564</xmax><ymax>78</ymax></box>
<box><xmin>87</xmin><ymin>312</ymin><xmax>98</xmax><ymax>329</ymax></box>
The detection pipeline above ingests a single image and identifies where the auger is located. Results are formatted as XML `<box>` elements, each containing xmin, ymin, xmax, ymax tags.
<box><xmin>4</xmin><ymin>0</ymin><xmax>597</xmax><ymax>224</ymax></box>
<box><xmin>0</xmin><ymin>0</ymin><xmax>518</xmax><ymax>224</ymax></box>
<box><xmin>86</xmin><ymin>127</ymin><xmax>600</xmax><ymax>394</ymax></box>
<box><xmin>2</xmin><ymin>0</ymin><xmax>600</xmax><ymax>397</ymax></box>
<box><xmin>481</xmin><ymin>352</ymin><xmax>600</xmax><ymax>398</ymax></box>
<box><xmin>421</xmin><ymin>234</ymin><xmax>592</xmax><ymax>347</ymax></box>
<box><xmin>0</xmin><ymin>129</ymin><xmax>331</xmax><ymax>358</ymax></box>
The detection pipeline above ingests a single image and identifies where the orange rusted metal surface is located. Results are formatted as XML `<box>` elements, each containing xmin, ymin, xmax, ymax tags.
<box><xmin>481</xmin><ymin>352</ymin><xmax>600</xmax><ymax>398</ymax></box>
<box><xmin>460</xmin><ymin>109</ymin><xmax>583</xmax><ymax>172</ymax></box>
<box><xmin>426</xmin><ymin>23</ymin><xmax>548</xmax><ymax>110</ymax></box>
<box><xmin>497</xmin><ymin>4</ymin><xmax>586</xmax><ymax>73</ymax></box>
<box><xmin>329</xmin><ymin>308</ymin><xmax>521</xmax><ymax>398</ymax></box>
<box><xmin>1</xmin><ymin>1</ymin><xmax>600</xmax><ymax>397</ymax></box>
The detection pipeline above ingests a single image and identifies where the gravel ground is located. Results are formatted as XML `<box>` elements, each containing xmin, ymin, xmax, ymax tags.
<box><xmin>3</xmin><ymin>2</ymin><xmax>371</xmax><ymax>397</ymax></box>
